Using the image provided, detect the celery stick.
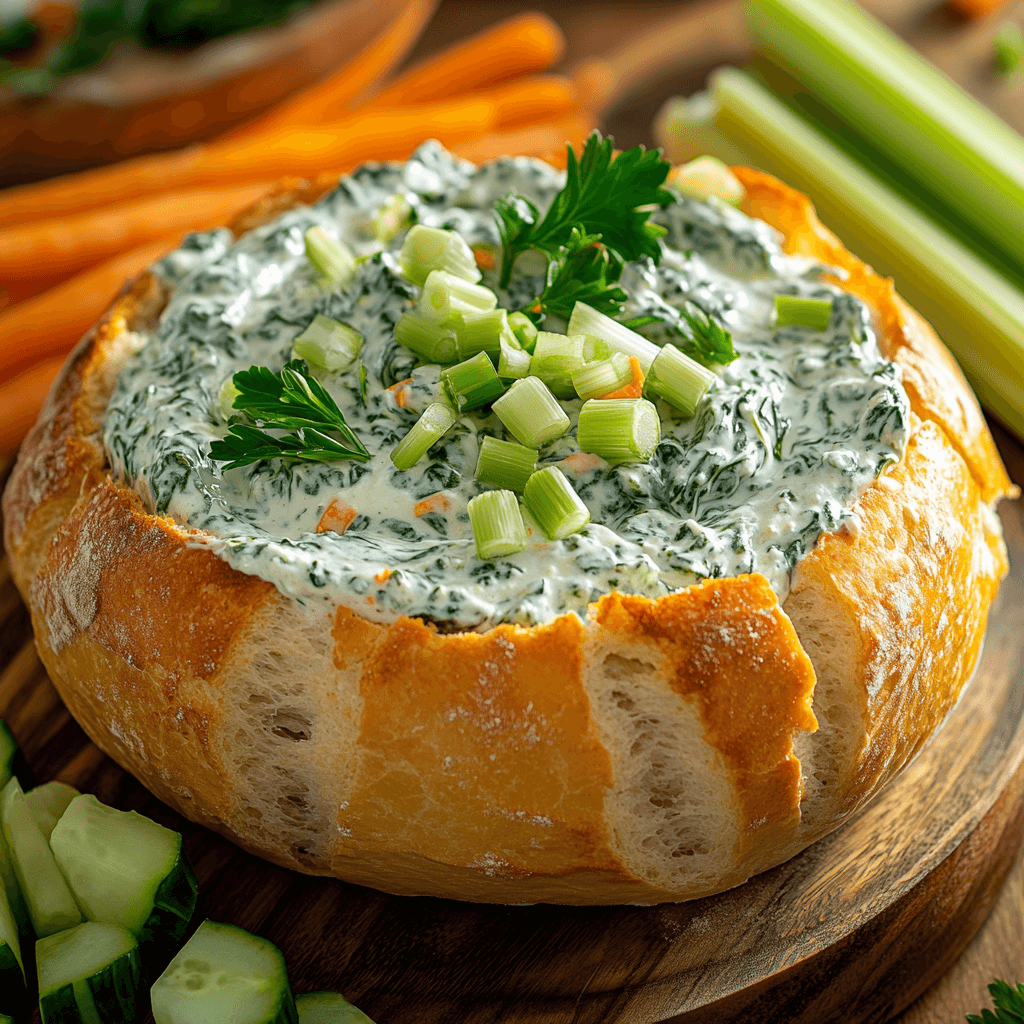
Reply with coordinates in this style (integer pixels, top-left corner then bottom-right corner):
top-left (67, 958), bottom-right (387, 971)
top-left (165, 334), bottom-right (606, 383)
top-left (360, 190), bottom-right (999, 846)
top-left (703, 68), bottom-right (1024, 438)
top-left (743, 0), bottom-right (1024, 265)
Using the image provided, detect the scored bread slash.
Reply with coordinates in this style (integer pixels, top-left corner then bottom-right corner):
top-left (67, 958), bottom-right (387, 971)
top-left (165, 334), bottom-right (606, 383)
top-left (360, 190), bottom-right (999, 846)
top-left (0, 142), bottom-right (1014, 907)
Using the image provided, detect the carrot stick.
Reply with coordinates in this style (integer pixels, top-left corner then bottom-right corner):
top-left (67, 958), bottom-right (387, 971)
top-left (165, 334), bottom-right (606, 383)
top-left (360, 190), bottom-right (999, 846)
top-left (572, 59), bottom-right (620, 116)
top-left (220, 0), bottom-right (437, 143)
top-left (0, 182), bottom-right (273, 285)
top-left (0, 235), bottom-right (181, 384)
top-left (0, 356), bottom-right (66, 455)
top-left (0, 97), bottom-right (497, 228)
top-left (0, 277), bottom-right (55, 314)
top-left (367, 13), bottom-right (565, 108)
top-left (477, 75), bottom-right (578, 130)
top-left (452, 115), bottom-right (592, 166)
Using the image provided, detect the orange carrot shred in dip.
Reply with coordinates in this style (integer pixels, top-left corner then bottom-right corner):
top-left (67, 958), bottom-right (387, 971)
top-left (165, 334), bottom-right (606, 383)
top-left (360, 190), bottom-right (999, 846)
top-left (317, 499), bottom-right (358, 535)
top-left (599, 355), bottom-right (645, 400)
top-left (414, 492), bottom-right (451, 517)
top-left (386, 377), bottom-right (413, 407)
top-left (375, 569), bottom-right (392, 584)
top-left (473, 246), bottom-right (496, 270)
top-left (558, 452), bottom-right (607, 473)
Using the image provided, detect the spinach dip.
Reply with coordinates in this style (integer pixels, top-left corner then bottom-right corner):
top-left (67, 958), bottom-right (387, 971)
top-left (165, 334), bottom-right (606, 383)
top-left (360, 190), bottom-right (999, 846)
top-left (103, 142), bottom-right (910, 631)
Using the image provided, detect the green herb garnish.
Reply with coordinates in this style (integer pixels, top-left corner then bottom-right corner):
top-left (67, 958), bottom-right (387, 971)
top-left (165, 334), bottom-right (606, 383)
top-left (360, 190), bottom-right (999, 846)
top-left (622, 308), bottom-right (738, 368)
top-left (967, 980), bottom-right (1024, 1024)
top-left (525, 227), bottom-right (628, 323)
top-left (209, 360), bottom-right (369, 469)
top-left (495, 131), bottom-right (673, 289)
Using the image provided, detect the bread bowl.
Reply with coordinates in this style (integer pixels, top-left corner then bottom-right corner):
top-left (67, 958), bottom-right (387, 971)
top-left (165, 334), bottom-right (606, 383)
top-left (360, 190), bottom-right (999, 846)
top-left (2, 141), bottom-right (1015, 905)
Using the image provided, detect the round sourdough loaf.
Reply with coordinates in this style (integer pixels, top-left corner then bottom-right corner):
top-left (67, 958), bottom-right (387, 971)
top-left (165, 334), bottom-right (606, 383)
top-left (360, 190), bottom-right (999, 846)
top-left (2, 167), bottom-right (1016, 905)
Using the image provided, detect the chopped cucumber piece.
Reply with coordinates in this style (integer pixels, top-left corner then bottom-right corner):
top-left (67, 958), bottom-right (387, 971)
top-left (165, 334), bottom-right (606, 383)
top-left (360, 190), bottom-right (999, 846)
top-left (296, 991), bottom-right (376, 1023)
top-left (0, 721), bottom-right (34, 791)
top-left (25, 782), bottom-right (79, 843)
top-left (38, 921), bottom-right (141, 1024)
top-left (50, 795), bottom-right (197, 955)
top-left (0, 877), bottom-right (27, 1016)
top-left (151, 920), bottom-right (298, 1024)
top-left (0, 778), bottom-right (81, 938)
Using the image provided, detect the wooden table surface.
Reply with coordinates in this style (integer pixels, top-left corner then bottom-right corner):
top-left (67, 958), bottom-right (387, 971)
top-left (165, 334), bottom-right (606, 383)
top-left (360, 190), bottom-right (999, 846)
top-left (409, 1), bottom-right (1024, 1020)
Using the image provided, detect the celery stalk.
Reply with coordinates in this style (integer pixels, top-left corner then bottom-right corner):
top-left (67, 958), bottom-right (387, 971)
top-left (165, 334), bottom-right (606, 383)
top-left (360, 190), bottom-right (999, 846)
top-left (743, 0), bottom-right (1024, 266)
top-left (700, 68), bottom-right (1024, 439)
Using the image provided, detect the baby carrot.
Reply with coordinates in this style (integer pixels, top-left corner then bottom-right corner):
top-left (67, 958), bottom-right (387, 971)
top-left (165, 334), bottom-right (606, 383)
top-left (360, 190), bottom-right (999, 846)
top-left (0, 182), bottom-right (273, 284)
top-left (452, 115), bottom-right (592, 166)
top-left (0, 234), bottom-right (180, 384)
top-left (220, 0), bottom-right (437, 142)
top-left (367, 12), bottom-right (565, 108)
top-left (481, 75), bottom-right (578, 130)
top-left (0, 356), bottom-right (66, 455)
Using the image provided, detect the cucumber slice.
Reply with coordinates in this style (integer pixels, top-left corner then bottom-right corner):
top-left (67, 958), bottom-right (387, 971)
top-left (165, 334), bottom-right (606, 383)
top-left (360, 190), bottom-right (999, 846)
top-left (25, 783), bottom-right (80, 843)
top-left (0, 721), bottom-right (34, 792)
top-left (0, 778), bottom-right (81, 938)
top-left (296, 992), bottom-right (376, 1023)
top-left (0, 877), bottom-right (27, 1016)
top-left (151, 920), bottom-right (298, 1024)
top-left (37, 920), bottom-right (141, 1024)
top-left (49, 795), bottom-right (197, 954)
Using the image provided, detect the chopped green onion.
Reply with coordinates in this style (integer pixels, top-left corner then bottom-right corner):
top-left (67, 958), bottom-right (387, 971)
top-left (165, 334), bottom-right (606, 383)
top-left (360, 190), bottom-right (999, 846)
top-left (523, 467), bottom-right (591, 540)
top-left (577, 398), bottom-right (661, 463)
top-left (492, 376), bottom-right (571, 448)
top-left (702, 67), bottom-right (1024, 435)
top-left (774, 295), bottom-right (833, 331)
top-left (995, 22), bottom-right (1024, 78)
top-left (572, 352), bottom-right (633, 400)
top-left (390, 402), bottom-right (457, 470)
top-left (743, 0), bottom-right (1024, 266)
top-left (456, 308), bottom-right (515, 361)
top-left (568, 302), bottom-right (660, 372)
top-left (467, 490), bottom-right (528, 559)
top-left (672, 155), bottom-right (745, 206)
top-left (498, 333), bottom-right (532, 380)
top-left (475, 436), bottom-right (538, 491)
top-left (291, 314), bottom-right (362, 372)
top-left (530, 332), bottom-right (586, 398)
top-left (644, 343), bottom-right (716, 416)
top-left (217, 377), bottom-right (240, 421)
top-left (394, 310), bottom-right (458, 364)
top-left (582, 335), bottom-right (611, 363)
top-left (399, 225), bottom-right (481, 285)
top-left (419, 270), bottom-right (498, 323)
top-left (372, 192), bottom-right (414, 242)
top-left (305, 226), bottom-right (356, 286)
top-left (508, 311), bottom-right (539, 353)
top-left (441, 351), bottom-right (505, 412)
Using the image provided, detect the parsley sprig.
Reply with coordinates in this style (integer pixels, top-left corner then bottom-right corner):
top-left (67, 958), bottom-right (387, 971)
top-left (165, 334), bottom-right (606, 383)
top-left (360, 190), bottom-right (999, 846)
top-left (967, 980), bottom-right (1024, 1024)
top-left (524, 227), bottom-right (628, 323)
top-left (623, 308), bottom-right (738, 368)
top-left (495, 131), bottom-right (673, 290)
top-left (209, 360), bottom-right (370, 470)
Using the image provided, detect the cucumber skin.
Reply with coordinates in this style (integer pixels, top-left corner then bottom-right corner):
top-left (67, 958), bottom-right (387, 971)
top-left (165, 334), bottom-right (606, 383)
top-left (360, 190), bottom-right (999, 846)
top-left (38, 945), bottom-right (141, 1024)
top-left (0, 721), bottom-right (35, 793)
top-left (139, 849), bottom-right (198, 974)
top-left (296, 992), bottom-right (376, 1023)
top-left (0, 941), bottom-right (28, 1018)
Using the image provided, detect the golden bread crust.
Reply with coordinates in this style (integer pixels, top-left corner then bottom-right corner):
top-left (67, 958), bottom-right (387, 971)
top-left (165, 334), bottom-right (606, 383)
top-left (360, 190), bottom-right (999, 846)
top-left (2, 166), bottom-right (1014, 904)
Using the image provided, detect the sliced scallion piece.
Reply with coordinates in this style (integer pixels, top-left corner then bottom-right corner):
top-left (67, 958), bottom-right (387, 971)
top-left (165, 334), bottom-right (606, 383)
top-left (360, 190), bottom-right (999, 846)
top-left (568, 302), bottom-right (659, 372)
top-left (399, 225), bottom-right (480, 285)
top-left (523, 467), bottom-right (591, 540)
top-left (572, 352), bottom-right (633, 400)
top-left (672, 155), bottom-right (745, 206)
top-left (774, 295), bottom-right (833, 331)
top-left (467, 490), bottom-right (528, 560)
top-left (475, 436), bottom-right (538, 491)
top-left (644, 343), bottom-right (716, 416)
top-left (577, 398), bottom-right (661, 463)
top-left (743, 0), bottom-right (1024, 265)
top-left (441, 351), bottom-right (505, 412)
top-left (507, 311), bottom-right (539, 353)
top-left (371, 193), bottom-right (414, 243)
top-left (305, 226), bottom-right (356, 286)
top-left (530, 332), bottom-right (586, 398)
top-left (456, 308), bottom-right (515, 361)
top-left (394, 311), bottom-right (458, 365)
top-left (498, 333), bottom-right (532, 380)
top-left (291, 315), bottom-right (362, 372)
top-left (419, 270), bottom-right (498, 323)
top-left (581, 335), bottom-right (611, 363)
top-left (390, 403), bottom-right (457, 470)
top-left (492, 377), bottom-right (571, 447)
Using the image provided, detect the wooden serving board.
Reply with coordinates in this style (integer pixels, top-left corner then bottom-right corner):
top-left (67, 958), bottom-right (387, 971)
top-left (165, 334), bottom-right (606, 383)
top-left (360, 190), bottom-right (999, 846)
top-left (0, 435), bottom-right (1022, 1024)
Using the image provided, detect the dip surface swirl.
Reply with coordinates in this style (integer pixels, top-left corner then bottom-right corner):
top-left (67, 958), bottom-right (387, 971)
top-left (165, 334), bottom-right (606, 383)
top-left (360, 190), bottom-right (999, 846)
top-left (103, 142), bottom-right (910, 630)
